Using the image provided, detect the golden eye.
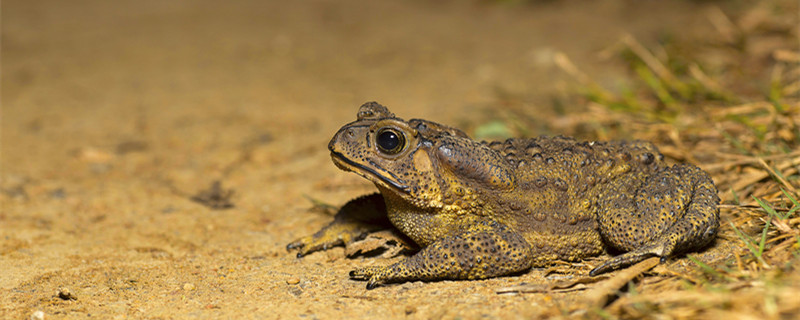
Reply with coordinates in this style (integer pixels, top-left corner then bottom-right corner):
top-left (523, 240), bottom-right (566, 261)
top-left (376, 128), bottom-right (405, 154)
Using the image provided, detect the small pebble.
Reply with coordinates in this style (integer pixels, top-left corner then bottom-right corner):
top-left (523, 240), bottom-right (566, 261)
top-left (405, 305), bottom-right (417, 315)
top-left (286, 277), bottom-right (300, 285)
top-left (57, 287), bottom-right (76, 300)
top-left (30, 310), bottom-right (45, 320)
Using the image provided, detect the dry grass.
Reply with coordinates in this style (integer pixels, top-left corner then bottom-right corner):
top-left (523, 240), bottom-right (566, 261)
top-left (479, 0), bottom-right (800, 318)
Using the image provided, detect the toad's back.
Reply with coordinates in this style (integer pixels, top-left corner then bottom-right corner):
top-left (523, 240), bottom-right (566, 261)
top-left (477, 135), bottom-right (718, 273)
top-left (475, 136), bottom-right (670, 264)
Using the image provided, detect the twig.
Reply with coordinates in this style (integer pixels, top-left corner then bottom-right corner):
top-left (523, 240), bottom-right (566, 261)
top-left (706, 6), bottom-right (740, 44)
top-left (757, 158), bottom-right (798, 193)
top-left (583, 257), bottom-right (660, 308)
top-left (621, 35), bottom-right (685, 93)
top-left (731, 156), bottom-right (800, 192)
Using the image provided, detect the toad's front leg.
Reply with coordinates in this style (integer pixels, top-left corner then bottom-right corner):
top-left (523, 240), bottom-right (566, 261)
top-left (350, 221), bottom-right (532, 289)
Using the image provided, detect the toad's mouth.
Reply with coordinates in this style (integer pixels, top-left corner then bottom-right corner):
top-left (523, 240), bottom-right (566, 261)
top-left (330, 151), bottom-right (409, 193)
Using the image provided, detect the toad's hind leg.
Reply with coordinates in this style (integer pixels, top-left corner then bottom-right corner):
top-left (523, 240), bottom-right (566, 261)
top-left (591, 165), bottom-right (719, 276)
top-left (350, 221), bottom-right (533, 289)
top-left (287, 193), bottom-right (392, 257)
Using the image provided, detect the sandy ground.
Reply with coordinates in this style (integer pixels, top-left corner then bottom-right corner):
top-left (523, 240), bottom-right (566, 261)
top-left (2, 1), bottom-right (728, 318)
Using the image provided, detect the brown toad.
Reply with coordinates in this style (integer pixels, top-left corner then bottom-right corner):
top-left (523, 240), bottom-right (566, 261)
top-left (288, 102), bottom-right (719, 289)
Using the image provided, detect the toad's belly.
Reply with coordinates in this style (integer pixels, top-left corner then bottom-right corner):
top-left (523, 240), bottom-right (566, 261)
top-left (520, 228), bottom-right (604, 265)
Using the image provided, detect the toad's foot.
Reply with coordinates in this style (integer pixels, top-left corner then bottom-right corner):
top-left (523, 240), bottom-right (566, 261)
top-left (589, 243), bottom-right (665, 276)
top-left (350, 221), bottom-right (532, 289)
top-left (287, 194), bottom-right (390, 257)
top-left (287, 219), bottom-right (383, 257)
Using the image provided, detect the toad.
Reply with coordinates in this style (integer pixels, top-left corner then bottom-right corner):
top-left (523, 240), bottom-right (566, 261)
top-left (288, 102), bottom-right (719, 289)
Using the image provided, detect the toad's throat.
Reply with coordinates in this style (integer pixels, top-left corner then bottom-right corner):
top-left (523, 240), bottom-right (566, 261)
top-left (330, 151), bottom-right (409, 192)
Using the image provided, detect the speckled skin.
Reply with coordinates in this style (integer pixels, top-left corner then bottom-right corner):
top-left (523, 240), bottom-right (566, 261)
top-left (288, 102), bottom-right (720, 289)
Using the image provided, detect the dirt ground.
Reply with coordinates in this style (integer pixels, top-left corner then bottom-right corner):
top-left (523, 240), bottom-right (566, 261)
top-left (0, 0), bottom-right (774, 319)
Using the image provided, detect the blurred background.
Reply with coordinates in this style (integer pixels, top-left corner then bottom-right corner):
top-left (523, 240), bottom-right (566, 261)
top-left (3, 0), bottom-right (798, 319)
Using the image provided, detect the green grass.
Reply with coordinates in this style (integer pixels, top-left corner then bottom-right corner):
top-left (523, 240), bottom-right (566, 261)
top-left (730, 220), bottom-right (771, 268)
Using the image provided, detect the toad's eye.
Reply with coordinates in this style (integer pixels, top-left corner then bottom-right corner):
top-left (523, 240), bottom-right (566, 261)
top-left (376, 128), bottom-right (405, 155)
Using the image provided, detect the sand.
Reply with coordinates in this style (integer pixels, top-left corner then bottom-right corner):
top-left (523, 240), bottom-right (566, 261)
top-left (2, 1), bottom-right (722, 318)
